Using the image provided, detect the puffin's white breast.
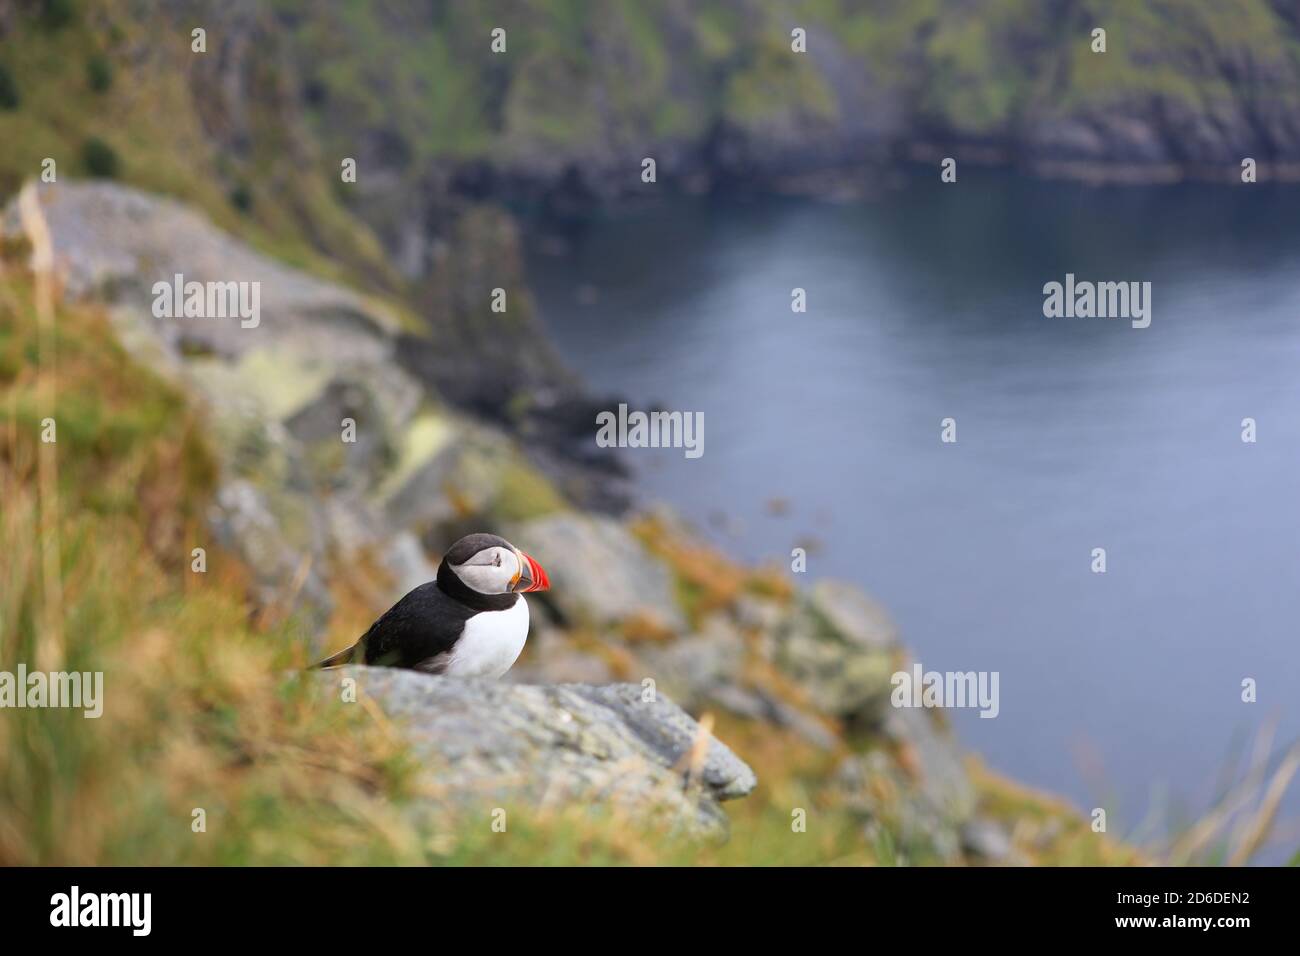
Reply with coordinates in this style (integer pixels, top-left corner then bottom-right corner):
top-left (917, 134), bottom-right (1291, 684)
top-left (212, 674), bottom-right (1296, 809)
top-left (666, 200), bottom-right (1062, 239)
top-left (445, 598), bottom-right (530, 679)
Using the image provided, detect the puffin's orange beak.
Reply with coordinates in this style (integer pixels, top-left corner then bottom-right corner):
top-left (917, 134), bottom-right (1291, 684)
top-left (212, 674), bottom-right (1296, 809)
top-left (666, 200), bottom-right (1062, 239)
top-left (513, 550), bottom-right (550, 593)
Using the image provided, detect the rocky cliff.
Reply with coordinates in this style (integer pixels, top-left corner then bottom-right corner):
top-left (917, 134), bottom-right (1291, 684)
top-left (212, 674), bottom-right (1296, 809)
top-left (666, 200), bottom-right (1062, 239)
top-left (5, 1), bottom-right (1299, 418)
top-left (0, 179), bottom-right (1074, 861)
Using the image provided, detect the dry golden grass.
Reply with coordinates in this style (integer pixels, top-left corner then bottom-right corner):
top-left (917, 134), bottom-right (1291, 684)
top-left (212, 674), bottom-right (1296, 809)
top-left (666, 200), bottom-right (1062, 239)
top-left (0, 265), bottom-right (425, 865)
top-left (967, 760), bottom-right (1149, 866)
top-left (631, 513), bottom-right (793, 624)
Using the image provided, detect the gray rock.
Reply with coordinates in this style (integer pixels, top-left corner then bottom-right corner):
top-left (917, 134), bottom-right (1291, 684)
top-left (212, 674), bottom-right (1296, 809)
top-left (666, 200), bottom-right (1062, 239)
top-left (637, 614), bottom-right (745, 710)
top-left (751, 691), bottom-right (840, 750)
top-left (5, 182), bottom-right (403, 350)
top-left (704, 683), bottom-right (772, 721)
top-left (380, 531), bottom-right (439, 596)
top-left (882, 704), bottom-right (977, 824)
top-left (570, 683), bottom-right (756, 800)
top-left (507, 641), bottom-right (616, 686)
top-left (317, 666), bottom-right (756, 836)
top-left (771, 590), bottom-right (898, 719)
top-left (732, 593), bottom-right (788, 633)
top-left (639, 615), bottom-right (839, 750)
top-left (832, 702), bottom-right (981, 862)
top-left (209, 479), bottom-right (333, 635)
top-left (960, 817), bottom-right (1019, 864)
top-left (837, 751), bottom-right (963, 863)
top-left (508, 513), bottom-right (685, 631)
top-left (808, 579), bottom-right (897, 650)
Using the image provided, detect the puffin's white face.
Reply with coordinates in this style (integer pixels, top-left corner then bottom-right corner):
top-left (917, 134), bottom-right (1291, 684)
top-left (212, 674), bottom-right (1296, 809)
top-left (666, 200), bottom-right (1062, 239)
top-left (442, 534), bottom-right (550, 597)
top-left (450, 545), bottom-right (522, 595)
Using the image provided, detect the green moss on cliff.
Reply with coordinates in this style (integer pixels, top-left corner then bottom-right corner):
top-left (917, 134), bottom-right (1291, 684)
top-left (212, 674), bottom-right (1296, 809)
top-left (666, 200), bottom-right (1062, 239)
top-left (0, 1), bottom-right (400, 296)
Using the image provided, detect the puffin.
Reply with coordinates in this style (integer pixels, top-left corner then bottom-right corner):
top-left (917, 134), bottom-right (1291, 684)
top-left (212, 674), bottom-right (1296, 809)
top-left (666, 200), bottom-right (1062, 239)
top-left (313, 533), bottom-right (550, 678)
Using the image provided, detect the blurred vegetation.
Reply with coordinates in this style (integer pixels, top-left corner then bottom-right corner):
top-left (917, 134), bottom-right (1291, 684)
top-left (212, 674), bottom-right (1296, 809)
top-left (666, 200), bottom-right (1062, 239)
top-left (265, 0), bottom-right (1300, 165)
top-left (6, 0), bottom-right (1295, 220)
top-left (84, 52), bottom-right (112, 93)
top-left (0, 61), bottom-right (18, 110)
top-left (80, 136), bottom-right (117, 178)
top-left (3, 0), bottom-right (1297, 207)
top-left (0, 0), bottom-right (398, 295)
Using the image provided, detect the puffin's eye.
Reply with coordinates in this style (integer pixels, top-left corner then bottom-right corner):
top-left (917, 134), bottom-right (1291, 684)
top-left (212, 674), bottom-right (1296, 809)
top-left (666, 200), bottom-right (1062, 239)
top-left (494, 553), bottom-right (501, 568)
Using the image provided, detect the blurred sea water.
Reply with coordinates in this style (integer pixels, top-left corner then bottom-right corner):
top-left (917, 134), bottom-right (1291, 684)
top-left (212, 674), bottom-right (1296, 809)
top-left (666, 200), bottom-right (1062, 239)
top-left (528, 172), bottom-right (1300, 861)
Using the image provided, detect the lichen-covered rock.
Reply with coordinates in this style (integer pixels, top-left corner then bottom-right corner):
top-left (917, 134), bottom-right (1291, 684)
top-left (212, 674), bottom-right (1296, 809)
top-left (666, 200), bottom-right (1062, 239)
top-left (2, 183), bottom-right (434, 625)
top-left (316, 667), bottom-right (756, 837)
top-left (769, 589), bottom-right (899, 720)
top-left (883, 704), bottom-right (978, 824)
top-left (834, 703), bottom-right (983, 863)
top-left (380, 416), bottom-right (560, 531)
top-left (5, 182), bottom-right (405, 343)
top-left (637, 614), bottom-right (746, 710)
top-left (209, 479), bottom-right (335, 634)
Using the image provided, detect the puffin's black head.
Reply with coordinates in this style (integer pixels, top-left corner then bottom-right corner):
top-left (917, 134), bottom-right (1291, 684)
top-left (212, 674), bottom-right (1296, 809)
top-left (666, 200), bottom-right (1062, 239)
top-left (439, 533), bottom-right (550, 596)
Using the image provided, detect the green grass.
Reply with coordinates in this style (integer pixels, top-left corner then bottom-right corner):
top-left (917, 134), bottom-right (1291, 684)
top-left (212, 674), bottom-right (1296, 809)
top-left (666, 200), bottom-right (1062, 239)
top-left (0, 1), bottom-right (403, 296)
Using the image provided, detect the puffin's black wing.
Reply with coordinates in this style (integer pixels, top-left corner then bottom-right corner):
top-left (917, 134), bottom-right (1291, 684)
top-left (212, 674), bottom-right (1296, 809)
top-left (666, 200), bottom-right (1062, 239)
top-left (356, 581), bottom-right (478, 671)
